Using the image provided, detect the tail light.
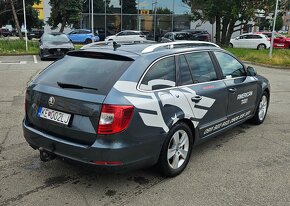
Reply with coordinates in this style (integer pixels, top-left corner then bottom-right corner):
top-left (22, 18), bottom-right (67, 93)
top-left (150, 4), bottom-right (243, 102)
top-left (97, 104), bottom-right (134, 135)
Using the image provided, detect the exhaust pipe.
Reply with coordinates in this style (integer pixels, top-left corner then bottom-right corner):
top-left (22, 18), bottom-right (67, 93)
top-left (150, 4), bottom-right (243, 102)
top-left (39, 147), bottom-right (56, 162)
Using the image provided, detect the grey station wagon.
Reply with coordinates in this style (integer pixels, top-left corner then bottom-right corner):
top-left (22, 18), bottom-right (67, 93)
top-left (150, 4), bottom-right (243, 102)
top-left (23, 41), bottom-right (270, 177)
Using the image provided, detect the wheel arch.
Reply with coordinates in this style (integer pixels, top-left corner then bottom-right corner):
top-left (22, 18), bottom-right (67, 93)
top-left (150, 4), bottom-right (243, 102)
top-left (257, 43), bottom-right (266, 50)
top-left (172, 118), bottom-right (196, 145)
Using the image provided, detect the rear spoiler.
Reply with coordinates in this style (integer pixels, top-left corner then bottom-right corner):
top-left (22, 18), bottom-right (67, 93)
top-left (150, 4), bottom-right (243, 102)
top-left (67, 51), bottom-right (134, 61)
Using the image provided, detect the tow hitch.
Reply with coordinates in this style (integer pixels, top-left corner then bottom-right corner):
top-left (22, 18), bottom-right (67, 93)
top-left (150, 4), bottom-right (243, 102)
top-left (39, 147), bottom-right (56, 162)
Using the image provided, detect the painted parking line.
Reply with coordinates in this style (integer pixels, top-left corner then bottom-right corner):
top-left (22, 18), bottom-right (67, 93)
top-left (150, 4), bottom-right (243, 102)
top-left (33, 55), bottom-right (38, 64)
top-left (0, 61), bottom-right (27, 64)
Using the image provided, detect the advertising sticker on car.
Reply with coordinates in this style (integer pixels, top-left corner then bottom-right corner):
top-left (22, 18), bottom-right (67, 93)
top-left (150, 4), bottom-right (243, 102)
top-left (37, 106), bottom-right (71, 125)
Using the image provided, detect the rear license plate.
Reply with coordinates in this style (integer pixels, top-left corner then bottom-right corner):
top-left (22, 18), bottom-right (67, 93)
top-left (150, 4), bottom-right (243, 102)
top-left (37, 106), bottom-right (71, 125)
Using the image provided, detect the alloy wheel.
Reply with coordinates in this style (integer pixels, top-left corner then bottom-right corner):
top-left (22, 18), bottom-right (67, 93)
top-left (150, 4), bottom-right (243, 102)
top-left (167, 129), bottom-right (189, 169)
top-left (258, 95), bottom-right (268, 121)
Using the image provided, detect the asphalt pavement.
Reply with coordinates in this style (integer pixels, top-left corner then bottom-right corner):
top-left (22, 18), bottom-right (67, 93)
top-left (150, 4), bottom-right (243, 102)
top-left (0, 56), bottom-right (289, 206)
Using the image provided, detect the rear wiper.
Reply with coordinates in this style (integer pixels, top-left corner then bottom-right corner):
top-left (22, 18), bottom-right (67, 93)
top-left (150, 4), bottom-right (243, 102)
top-left (57, 82), bottom-right (98, 91)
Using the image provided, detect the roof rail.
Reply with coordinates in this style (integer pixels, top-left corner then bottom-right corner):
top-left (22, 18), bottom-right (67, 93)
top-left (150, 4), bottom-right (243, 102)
top-left (80, 40), bottom-right (156, 50)
top-left (141, 41), bottom-right (220, 54)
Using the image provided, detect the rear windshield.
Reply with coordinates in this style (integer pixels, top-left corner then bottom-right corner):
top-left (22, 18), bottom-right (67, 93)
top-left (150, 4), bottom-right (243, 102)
top-left (35, 54), bottom-right (133, 95)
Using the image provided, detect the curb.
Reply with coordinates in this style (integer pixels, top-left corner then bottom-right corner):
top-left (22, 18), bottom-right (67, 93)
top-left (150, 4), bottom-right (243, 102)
top-left (243, 61), bottom-right (290, 70)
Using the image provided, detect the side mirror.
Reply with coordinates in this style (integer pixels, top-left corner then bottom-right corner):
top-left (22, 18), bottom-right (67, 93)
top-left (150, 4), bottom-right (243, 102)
top-left (247, 66), bottom-right (257, 76)
top-left (235, 37), bottom-right (239, 40)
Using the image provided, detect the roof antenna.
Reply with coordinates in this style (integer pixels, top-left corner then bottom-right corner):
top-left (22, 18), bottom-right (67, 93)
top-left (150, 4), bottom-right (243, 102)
top-left (113, 41), bottom-right (121, 51)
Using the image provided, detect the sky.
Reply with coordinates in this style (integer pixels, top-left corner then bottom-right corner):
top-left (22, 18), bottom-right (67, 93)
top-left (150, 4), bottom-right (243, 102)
top-left (109, 0), bottom-right (191, 14)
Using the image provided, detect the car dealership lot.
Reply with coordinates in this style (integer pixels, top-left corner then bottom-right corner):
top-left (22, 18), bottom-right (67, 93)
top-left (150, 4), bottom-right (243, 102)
top-left (0, 56), bottom-right (289, 206)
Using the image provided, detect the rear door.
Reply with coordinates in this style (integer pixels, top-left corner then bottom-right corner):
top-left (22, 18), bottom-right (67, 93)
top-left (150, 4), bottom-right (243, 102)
top-left (68, 30), bottom-right (79, 42)
top-left (115, 31), bottom-right (127, 41)
top-left (236, 35), bottom-right (249, 48)
top-left (213, 51), bottom-right (258, 121)
top-left (26, 52), bottom-right (133, 145)
top-left (178, 52), bottom-right (229, 138)
top-left (78, 30), bottom-right (89, 42)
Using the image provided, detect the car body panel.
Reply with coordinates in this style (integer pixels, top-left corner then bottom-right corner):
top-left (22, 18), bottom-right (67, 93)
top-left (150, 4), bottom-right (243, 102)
top-left (230, 33), bottom-right (271, 49)
top-left (23, 43), bottom-right (270, 172)
top-left (105, 30), bottom-right (146, 44)
top-left (255, 32), bottom-right (290, 49)
top-left (39, 33), bottom-right (74, 59)
top-left (67, 29), bottom-right (99, 43)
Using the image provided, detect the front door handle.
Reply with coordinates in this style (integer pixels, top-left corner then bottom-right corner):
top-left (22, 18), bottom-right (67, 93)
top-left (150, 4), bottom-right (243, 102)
top-left (229, 88), bottom-right (237, 93)
top-left (191, 95), bottom-right (202, 103)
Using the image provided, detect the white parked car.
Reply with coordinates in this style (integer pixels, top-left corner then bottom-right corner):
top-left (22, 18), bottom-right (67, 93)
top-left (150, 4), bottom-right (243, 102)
top-left (230, 33), bottom-right (270, 50)
top-left (105, 30), bottom-right (146, 44)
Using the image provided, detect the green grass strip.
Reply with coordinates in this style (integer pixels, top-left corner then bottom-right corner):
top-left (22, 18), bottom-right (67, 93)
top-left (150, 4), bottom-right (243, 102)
top-left (225, 48), bottom-right (290, 68)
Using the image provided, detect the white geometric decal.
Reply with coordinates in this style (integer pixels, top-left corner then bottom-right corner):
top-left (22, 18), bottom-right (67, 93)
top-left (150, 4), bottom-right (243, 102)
top-left (113, 81), bottom-right (216, 132)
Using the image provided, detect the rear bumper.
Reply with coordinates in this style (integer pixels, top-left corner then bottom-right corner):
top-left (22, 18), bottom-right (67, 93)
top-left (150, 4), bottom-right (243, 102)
top-left (23, 119), bottom-right (164, 172)
top-left (40, 49), bottom-right (73, 59)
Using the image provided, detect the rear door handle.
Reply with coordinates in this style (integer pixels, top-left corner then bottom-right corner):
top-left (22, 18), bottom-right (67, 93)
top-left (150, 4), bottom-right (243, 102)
top-left (191, 95), bottom-right (202, 103)
top-left (229, 88), bottom-right (237, 93)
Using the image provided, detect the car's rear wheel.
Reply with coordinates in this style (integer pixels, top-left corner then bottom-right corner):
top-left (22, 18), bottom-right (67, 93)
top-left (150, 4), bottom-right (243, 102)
top-left (85, 38), bottom-right (92, 44)
top-left (158, 122), bottom-right (193, 177)
top-left (229, 43), bottom-right (233, 48)
top-left (257, 44), bottom-right (266, 50)
top-left (250, 91), bottom-right (269, 125)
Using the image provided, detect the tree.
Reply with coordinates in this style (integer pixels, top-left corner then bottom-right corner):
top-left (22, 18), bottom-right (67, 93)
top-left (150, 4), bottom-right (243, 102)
top-left (120, 0), bottom-right (137, 30)
top-left (47, 0), bottom-right (83, 32)
top-left (10, 0), bottom-right (23, 39)
top-left (83, 0), bottom-right (111, 13)
top-left (182, 0), bottom-right (277, 46)
top-left (0, 0), bottom-right (41, 39)
top-left (275, 13), bottom-right (284, 31)
top-left (156, 7), bottom-right (172, 32)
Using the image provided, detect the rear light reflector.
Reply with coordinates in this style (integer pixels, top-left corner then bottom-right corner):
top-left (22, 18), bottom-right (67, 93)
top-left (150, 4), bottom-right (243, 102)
top-left (97, 104), bottom-right (134, 135)
top-left (92, 161), bottom-right (123, 165)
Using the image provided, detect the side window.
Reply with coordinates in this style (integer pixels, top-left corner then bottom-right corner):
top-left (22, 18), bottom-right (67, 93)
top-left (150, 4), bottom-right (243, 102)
top-left (178, 55), bottom-right (193, 85)
top-left (140, 57), bottom-right (176, 91)
top-left (117, 32), bottom-right (124, 36)
top-left (128, 32), bottom-right (137, 35)
top-left (252, 35), bottom-right (262, 39)
top-left (185, 52), bottom-right (218, 83)
top-left (214, 52), bottom-right (246, 78)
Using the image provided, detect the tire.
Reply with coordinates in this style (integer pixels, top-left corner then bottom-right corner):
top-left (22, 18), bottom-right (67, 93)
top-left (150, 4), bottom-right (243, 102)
top-left (85, 38), bottom-right (92, 44)
top-left (229, 43), bottom-right (233, 48)
top-left (249, 91), bottom-right (269, 125)
top-left (157, 122), bottom-right (193, 177)
top-left (257, 44), bottom-right (266, 50)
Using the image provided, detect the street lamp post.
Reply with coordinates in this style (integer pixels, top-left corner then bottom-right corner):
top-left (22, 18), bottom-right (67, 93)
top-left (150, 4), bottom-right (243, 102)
top-left (91, 0), bottom-right (94, 42)
top-left (171, 0), bottom-right (174, 32)
top-left (105, 0), bottom-right (107, 38)
top-left (153, 0), bottom-right (157, 41)
top-left (22, 0), bottom-right (28, 51)
top-left (269, 0), bottom-right (279, 58)
top-left (137, 0), bottom-right (140, 30)
top-left (121, 0), bottom-right (123, 31)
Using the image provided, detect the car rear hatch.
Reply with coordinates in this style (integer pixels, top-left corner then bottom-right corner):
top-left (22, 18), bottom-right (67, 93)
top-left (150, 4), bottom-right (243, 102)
top-left (25, 51), bottom-right (134, 146)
